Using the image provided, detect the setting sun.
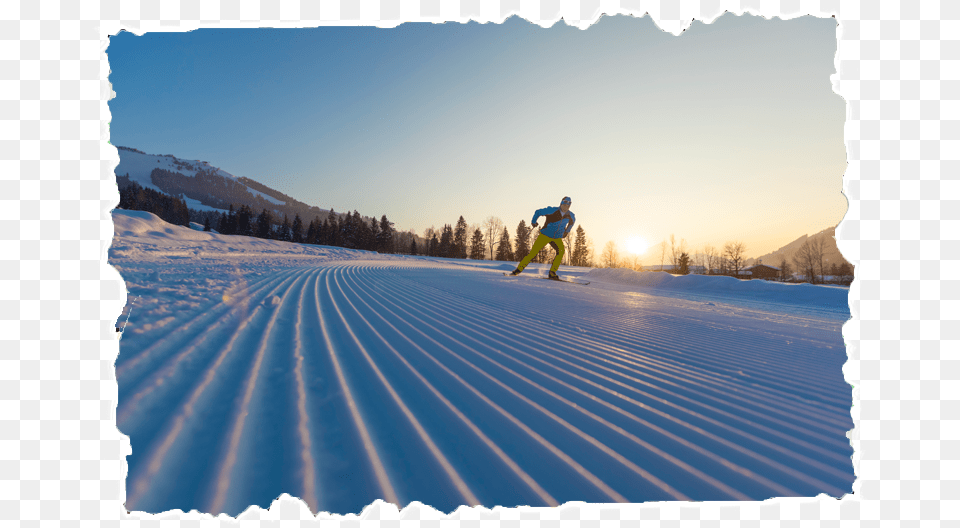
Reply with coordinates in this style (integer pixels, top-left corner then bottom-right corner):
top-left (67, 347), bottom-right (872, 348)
top-left (625, 236), bottom-right (649, 255)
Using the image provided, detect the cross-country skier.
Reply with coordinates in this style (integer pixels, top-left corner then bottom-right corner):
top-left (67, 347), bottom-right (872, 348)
top-left (510, 196), bottom-right (575, 281)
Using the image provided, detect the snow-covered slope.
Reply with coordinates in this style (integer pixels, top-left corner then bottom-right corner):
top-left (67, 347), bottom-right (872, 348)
top-left (751, 226), bottom-right (851, 269)
top-left (110, 210), bottom-right (854, 517)
top-left (114, 147), bottom-right (285, 206)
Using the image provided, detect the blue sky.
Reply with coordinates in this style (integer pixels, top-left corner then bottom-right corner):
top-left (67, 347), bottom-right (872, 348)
top-left (108, 13), bottom-right (845, 261)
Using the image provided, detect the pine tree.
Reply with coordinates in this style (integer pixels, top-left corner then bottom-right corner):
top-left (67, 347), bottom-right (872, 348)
top-left (453, 216), bottom-right (468, 259)
top-left (429, 233), bottom-right (440, 257)
top-left (514, 220), bottom-right (531, 262)
top-left (410, 238), bottom-right (418, 255)
top-left (439, 224), bottom-right (454, 258)
top-left (368, 217), bottom-right (380, 251)
top-left (256, 209), bottom-right (273, 239)
top-left (319, 218), bottom-right (330, 246)
top-left (469, 228), bottom-right (485, 260)
top-left (228, 205), bottom-right (238, 235)
top-left (572, 225), bottom-right (588, 267)
top-left (279, 215), bottom-right (291, 242)
top-left (327, 210), bottom-right (340, 247)
top-left (306, 217), bottom-right (319, 245)
top-left (678, 252), bottom-right (691, 275)
top-left (495, 227), bottom-right (514, 261)
top-left (292, 214), bottom-right (304, 243)
top-left (342, 211), bottom-right (361, 249)
top-left (355, 214), bottom-right (372, 250)
top-left (203, 216), bottom-right (211, 232)
top-left (236, 205), bottom-right (252, 236)
top-left (378, 215), bottom-right (394, 254)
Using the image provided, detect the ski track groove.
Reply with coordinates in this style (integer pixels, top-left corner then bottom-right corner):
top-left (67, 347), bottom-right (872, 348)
top-left (330, 267), bottom-right (633, 503)
top-left (363, 266), bottom-right (851, 447)
top-left (316, 268), bottom-right (401, 507)
top-left (527, 297), bottom-right (849, 410)
top-left (389, 266), bottom-right (850, 422)
top-left (116, 270), bottom-right (303, 429)
top-left (357, 265), bottom-right (853, 486)
top-left (332, 268), bottom-right (561, 507)
top-left (121, 260), bottom-right (854, 512)
top-left (342, 267), bottom-right (755, 500)
top-left (326, 267), bottom-right (482, 507)
top-left (451, 267), bottom-right (856, 448)
top-left (348, 265), bottom-right (848, 496)
top-left (115, 268), bottom-right (298, 381)
top-left (478, 270), bottom-right (848, 403)
top-left (206, 269), bottom-right (311, 514)
top-left (338, 266), bottom-right (688, 501)
top-left (124, 270), bottom-right (307, 510)
top-left (292, 267), bottom-right (319, 514)
top-left (450, 267), bottom-right (852, 427)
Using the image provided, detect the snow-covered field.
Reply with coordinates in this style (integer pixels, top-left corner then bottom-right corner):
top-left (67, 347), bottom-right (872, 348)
top-left (110, 209), bottom-right (854, 516)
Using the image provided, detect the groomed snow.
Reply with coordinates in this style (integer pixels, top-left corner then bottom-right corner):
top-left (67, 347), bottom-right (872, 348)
top-left (110, 209), bottom-right (854, 516)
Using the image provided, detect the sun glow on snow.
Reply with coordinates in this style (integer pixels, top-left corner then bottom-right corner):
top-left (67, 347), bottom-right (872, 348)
top-left (625, 236), bottom-right (648, 255)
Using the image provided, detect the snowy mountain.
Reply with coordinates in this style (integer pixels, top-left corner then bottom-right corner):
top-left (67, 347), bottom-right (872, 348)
top-left (114, 146), bottom-right (332, 222)
top-left (749, 226), bottom-right (852, 270)
top-left (111, 209), bottom-right (853, 516)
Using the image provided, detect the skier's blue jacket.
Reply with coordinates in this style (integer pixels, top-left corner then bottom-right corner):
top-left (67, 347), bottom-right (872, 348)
top-left (532, 206), bottom-right (575, 239)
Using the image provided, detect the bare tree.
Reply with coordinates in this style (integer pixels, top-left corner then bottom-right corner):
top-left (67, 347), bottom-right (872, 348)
top-left (810, 236), bottom-right (827, 282)
top-left (669, 234), bottom-right (677, 268)
top-left (658, 240), bottom-right (667, 271)
top-left (423, 226), bottom-right (438, 244)
top-left (703, 244), bottom-right (717, 274)
top-left (778, 256), bottom-right (792, 281)
top-left (601, 240), bottom-right (620, 268)
top-left (693, 249), bottom-right (706, 274)
top-left (723, 241), bottom-right (747, 278)
top-left (482, 216), bottom-right (504, 261)
top-left (793, 240), bottom-right (817, 283)
top-left (837, 261), bottom-right (853, 285)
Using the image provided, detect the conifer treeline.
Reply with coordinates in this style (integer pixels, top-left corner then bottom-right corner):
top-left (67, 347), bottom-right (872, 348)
top-left (116, 173), bottom-right (594, 265)
top-left (150, 167), bottom-right (285, 216)
top-left (415, 216), bottom-right (593, 267)
top-left (117, 177), bottom-right (191, 227)
top-left (147, 167), bottom-right (327, 227)
top-left (210, 205), bottom-right (397, 253)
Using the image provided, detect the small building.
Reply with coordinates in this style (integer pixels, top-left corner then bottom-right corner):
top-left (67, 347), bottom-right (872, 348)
top-left (742, 263), bottom-right (781, 280)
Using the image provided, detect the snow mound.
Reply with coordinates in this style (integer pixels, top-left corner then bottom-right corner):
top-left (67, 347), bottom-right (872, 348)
top-left (113, 209), bottom-right (217, 242)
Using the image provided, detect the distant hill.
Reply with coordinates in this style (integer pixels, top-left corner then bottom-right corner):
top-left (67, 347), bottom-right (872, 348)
top-left (113, 146), bottom-right (352, 224)
top-left (749, 226), bottom-right (852, 270)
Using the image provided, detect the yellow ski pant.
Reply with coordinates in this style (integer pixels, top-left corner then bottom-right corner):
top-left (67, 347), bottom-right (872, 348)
top-left (517, 233), bottom-right (565, 273)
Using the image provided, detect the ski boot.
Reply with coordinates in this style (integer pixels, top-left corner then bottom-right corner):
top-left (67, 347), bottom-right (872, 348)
top-left (548, 271), bottom-right (561, 281)
top-left (509, 268), bottom-right (522, 276)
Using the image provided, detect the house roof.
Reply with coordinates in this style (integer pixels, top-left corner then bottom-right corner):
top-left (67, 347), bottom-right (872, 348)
top-left (744, 264), bottom-right (781, 271)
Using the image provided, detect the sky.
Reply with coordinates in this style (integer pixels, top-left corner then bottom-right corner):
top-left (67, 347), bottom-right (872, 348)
top-left (107, 13), bottom-right (846, 264)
